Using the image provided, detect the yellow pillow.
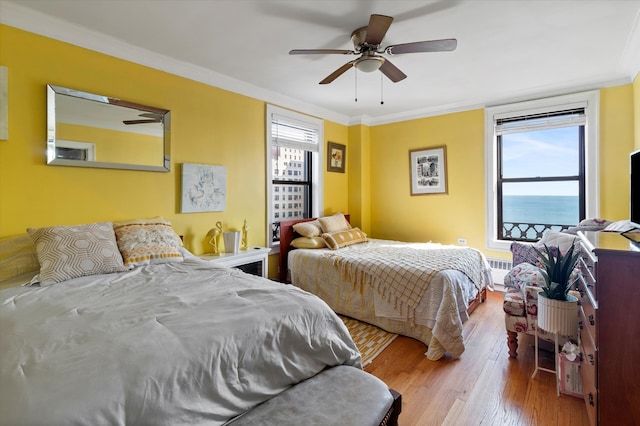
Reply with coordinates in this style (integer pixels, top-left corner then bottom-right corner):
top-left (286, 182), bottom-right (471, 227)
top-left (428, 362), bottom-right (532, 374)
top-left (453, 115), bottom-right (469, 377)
top-left (292, 220), bottom-right (323, 237)
top-left (322, 228), bottom-right (367, 250)
top-left (113, 222), bottom-right (183, 268)
top-left (318, 213), bottom-right (351, 233)
top-left (291, 237), bottom-right (327, 249)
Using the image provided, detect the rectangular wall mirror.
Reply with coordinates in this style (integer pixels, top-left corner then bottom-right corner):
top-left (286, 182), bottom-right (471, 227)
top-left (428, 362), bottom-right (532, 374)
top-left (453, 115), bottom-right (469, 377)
top-left (47, 85), bottom-right (171, 172)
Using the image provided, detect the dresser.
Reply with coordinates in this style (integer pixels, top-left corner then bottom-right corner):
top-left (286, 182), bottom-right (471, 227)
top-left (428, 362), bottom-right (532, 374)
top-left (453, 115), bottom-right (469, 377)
top-left (575, 231), bottom-right (640, 426)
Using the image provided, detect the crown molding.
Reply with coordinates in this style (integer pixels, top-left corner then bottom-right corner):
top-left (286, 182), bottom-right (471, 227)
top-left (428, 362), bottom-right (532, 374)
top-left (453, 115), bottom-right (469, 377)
top-left (618, 7), bottom-right (640, 78)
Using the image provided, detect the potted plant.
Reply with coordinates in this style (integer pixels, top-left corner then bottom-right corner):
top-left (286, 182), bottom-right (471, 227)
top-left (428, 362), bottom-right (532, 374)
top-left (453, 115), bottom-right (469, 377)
top-left (533, 243), bottom-right (581, 336)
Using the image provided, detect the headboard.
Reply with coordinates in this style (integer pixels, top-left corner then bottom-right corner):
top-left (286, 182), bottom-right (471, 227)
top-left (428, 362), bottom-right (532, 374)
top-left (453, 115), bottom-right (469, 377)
top-left (278, 215), bottom-right (350, 282)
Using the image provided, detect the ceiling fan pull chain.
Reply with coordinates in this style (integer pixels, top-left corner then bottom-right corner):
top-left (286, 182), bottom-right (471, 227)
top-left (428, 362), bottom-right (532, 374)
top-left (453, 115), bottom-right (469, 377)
top-left (354, 69), bottom-right (358, 102)
top-left (380, 73), bottom-right (384, 105)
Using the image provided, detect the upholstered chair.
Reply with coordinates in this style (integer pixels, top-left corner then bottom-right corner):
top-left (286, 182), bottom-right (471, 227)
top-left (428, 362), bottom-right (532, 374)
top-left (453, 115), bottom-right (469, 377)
top-left (503, 235), bottom-right (580, 358)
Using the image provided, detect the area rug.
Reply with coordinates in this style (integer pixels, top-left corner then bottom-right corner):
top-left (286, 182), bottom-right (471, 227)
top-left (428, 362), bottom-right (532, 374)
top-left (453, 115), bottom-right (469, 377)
top-left (339, 315), bottom-right (398, 366)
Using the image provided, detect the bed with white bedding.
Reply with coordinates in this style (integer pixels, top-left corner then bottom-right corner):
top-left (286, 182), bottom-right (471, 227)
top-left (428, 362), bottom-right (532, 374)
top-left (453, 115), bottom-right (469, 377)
top-left (279, 216), bottom-right (493, 360)
top-left (0, 220), bottom-right (363, 425)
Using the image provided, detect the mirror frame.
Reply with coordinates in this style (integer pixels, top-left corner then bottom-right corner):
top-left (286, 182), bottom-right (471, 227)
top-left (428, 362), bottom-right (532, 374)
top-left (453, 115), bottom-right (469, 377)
top-left (47, 84), bottom-right (171, 172)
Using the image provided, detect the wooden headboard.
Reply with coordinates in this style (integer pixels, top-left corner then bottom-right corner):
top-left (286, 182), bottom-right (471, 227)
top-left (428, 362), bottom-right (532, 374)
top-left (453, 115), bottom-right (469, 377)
top-left (278, 215), bottom-right (350, 282)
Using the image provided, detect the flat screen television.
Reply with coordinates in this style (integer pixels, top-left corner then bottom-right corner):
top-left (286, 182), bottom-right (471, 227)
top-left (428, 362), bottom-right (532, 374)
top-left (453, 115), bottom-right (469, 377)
top-left (632, 149), bottom-right (640, 225)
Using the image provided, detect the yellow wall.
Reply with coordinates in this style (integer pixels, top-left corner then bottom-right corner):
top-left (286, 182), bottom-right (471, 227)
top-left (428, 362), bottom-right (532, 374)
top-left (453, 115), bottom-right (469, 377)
top-left (368, 109), bottom-right (486, 247)
top-left (366, 87), bottom-right (636, 259)
top-left (634, 71), bottom-right (640, 151)
top-left (0, 25), bottom-right (350, 265)
top-left (1, 24), bottom-right (637, 272)
top-left (57, 123), bottom-right (163, 166)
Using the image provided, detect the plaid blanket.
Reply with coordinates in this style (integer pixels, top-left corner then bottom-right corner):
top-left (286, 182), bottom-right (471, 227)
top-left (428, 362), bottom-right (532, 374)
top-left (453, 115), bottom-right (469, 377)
top-left (323, 242), bottom-right (485, 324)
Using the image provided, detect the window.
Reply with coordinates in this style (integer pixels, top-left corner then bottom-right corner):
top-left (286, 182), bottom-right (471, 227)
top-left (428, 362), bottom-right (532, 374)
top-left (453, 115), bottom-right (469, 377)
top-left (485, 91), bottom-right (599, 251)
top-left (266, 105), bottom-right (323, 250)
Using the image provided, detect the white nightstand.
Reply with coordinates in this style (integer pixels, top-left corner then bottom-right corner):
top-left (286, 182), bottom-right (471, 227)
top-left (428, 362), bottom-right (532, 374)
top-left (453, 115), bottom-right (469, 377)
top-left (199, 247), bottom-right (270, 278)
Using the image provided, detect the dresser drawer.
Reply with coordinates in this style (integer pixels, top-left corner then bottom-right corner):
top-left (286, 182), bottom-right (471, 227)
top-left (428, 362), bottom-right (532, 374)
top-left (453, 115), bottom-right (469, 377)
top-left (578, 302), bottom-right (596, 346)
top-left (579, 334), bottom-right (598, 426)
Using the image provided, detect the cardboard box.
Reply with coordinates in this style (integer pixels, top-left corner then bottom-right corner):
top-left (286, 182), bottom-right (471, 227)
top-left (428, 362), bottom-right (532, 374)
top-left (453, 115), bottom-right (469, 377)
top-left (558, 352), bottom-right (583, 398)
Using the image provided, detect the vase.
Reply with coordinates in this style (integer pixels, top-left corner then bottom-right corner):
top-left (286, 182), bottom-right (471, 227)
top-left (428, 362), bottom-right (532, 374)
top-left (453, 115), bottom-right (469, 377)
top-left (537, 291), bottom-right (579, 336)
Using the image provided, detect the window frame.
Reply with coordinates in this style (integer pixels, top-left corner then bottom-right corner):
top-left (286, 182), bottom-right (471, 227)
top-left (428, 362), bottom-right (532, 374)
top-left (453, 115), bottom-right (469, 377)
top-left (266, 104), bottom-right (324, 254)
top-left (484, 91), bottom-right (599, 251)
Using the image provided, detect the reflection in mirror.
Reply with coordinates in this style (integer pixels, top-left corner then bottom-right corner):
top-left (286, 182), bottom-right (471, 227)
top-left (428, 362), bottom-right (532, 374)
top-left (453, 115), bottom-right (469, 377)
top-left (47, 85), bottom-right (171, 172)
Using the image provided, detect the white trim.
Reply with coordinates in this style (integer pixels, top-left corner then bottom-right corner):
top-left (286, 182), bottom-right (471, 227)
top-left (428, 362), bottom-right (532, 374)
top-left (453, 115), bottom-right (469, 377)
top-left (266, 105), bottom-right (324, 252)
top-left (484, 91), bottom-right (600, 252)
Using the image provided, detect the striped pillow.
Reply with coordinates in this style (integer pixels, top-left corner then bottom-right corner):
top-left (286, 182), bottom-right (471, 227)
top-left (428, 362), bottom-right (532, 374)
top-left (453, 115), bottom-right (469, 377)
top-left (27, 222), bottom-right (127, 285)
top-left (322, 228), bottom-right (367, 250)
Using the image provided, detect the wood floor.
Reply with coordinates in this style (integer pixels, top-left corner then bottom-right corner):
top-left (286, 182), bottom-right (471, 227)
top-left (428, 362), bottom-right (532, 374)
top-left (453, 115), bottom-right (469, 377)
top-left (365, 290), bottom-right (590, 426)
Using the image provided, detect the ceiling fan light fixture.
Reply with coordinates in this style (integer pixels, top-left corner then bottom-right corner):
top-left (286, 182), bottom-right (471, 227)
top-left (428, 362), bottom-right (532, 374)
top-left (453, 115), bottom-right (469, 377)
top-left (354, 56), bottom-right (384, 73)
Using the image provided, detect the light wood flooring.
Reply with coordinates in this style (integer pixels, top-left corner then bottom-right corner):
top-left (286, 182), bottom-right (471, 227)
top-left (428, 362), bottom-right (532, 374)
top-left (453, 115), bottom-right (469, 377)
top-left (365, 290), bottom-right (590, 426)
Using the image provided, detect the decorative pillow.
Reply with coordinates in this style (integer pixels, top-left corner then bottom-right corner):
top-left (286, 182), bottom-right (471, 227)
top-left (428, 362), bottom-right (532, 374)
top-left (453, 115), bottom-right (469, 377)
top-left (27, 222), bottom-right (127, 285)
top-left (0, 234), bottom-right (40, 283)
top-left (534, 231), bottom-right (578, 254)
top-left (318, 213), bottom-right (351, 233)
top-left (292, 220), bottom-right (323, 238)
top-left (322, 227), bottom-right (367, 250)
top-left (290, 237), bottom-right (327, 249)
top-left (113, 221), bottom-right (184, 268)
top-left (503, 262), bottom-right (547, 292)
top-left (114, 216), bottom-right (183, 246)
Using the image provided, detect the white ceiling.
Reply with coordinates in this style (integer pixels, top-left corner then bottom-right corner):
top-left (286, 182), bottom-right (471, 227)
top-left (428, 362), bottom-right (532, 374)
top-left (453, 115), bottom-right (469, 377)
top-left (2, 0), bottom-right (640, 125)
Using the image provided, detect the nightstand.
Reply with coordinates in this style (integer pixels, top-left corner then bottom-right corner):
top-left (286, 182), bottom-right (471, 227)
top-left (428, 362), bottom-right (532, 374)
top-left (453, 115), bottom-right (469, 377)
top-left (199, 247), bottom-right (270, 278)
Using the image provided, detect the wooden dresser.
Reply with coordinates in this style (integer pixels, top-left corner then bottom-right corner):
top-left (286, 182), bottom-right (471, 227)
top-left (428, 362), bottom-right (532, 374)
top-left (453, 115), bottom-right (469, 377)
top-left (575, 231), bottom-right (640, 426)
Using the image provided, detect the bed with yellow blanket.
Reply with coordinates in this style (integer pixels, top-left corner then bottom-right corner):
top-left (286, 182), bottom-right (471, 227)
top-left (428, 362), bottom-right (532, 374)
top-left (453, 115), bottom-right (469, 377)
top-left (279, 215), bottom-right (493, 360)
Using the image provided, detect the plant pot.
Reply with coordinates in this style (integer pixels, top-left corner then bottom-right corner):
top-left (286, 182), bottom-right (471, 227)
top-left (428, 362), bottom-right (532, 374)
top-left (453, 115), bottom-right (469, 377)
top-left (537, 291), bottom-right (578, 336)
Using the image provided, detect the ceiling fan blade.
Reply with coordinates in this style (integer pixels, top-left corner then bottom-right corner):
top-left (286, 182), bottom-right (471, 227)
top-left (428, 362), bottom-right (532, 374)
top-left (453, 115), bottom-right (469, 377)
top-left (290, 49), bottom-right (354, 55)
top-left (379, 59), bottom-right (407, 83)
top-left (386, 38), bottom-right (457, 54)
top-left (138, 112), bottom-right (161, 119)
top-left (123, 119), bottom-right (160, 125)
top-left (365, 14), bottom-right (393, 45)
top-left (319, 61), bottom-right (355, 84)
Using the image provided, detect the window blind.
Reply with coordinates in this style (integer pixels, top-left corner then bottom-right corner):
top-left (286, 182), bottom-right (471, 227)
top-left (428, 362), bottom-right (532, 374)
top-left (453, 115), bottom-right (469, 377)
top-left (271, 113), bottom-right (320, 152)
top-left (495, 108), bottom-right (586, 135)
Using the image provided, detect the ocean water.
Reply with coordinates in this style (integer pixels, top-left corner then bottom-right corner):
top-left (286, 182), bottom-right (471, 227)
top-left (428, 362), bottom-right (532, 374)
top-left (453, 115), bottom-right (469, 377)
top-left (503, 195), bottom-right (579, 226)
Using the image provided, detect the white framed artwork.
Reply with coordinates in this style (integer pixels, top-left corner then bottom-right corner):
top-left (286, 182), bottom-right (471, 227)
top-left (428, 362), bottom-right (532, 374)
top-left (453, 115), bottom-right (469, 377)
top-left (181, 163), bottom-right (227, 213)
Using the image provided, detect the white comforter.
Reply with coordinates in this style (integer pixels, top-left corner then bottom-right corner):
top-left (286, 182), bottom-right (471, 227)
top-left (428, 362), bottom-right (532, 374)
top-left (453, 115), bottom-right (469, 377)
top-left (0, 253), bottom-right (360, 425)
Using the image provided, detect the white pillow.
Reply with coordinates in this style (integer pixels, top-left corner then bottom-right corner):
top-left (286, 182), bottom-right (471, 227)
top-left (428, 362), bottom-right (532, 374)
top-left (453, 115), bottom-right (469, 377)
top-left (535, 231), bottom-right (578, 254)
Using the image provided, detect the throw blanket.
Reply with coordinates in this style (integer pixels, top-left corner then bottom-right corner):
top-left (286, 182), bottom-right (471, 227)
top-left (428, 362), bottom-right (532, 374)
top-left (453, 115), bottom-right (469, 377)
top-left (324, 242), bottom-right (485, 325)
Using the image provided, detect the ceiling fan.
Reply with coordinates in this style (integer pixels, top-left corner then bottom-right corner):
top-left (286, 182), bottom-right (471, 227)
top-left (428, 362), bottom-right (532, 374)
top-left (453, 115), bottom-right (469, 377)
top-left (290, 14), bottom-right (457, 84)
top-left (123, 112), bottom-right (163, 125)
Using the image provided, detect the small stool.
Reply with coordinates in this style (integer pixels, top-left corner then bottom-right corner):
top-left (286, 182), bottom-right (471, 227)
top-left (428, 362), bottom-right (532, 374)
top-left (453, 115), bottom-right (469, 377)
top-left (226, 365), bottom-right (401, 426)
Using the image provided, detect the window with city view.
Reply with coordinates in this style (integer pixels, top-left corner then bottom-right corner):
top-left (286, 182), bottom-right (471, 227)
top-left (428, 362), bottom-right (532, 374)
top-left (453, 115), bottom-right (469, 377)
top-left (266, 105), bottom-right (323, 248)
top-left (485, 91), bottom-right (599, 251)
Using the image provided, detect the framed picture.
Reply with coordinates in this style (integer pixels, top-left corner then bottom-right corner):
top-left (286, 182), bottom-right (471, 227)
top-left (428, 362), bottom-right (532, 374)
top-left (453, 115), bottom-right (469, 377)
top-left (327, 141), bottom-right (346, 173)
top-left (181, 163), bottom-right (227, 213)
top-left (409, 145), bottom-right (448, 195)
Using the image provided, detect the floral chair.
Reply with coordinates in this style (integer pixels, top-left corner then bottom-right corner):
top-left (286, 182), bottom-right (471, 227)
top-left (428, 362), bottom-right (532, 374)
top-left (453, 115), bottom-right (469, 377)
top-left (503, 238), bottom-right (579, 358)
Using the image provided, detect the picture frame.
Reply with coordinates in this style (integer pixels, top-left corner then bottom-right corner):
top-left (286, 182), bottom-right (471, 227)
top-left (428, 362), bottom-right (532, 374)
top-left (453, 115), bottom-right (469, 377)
top-left (327, 141), bottom-right (346, 173)
top-left (409, 145), bottom-right (448, 195)
top-left (181, 163), bottom-right (227, 213)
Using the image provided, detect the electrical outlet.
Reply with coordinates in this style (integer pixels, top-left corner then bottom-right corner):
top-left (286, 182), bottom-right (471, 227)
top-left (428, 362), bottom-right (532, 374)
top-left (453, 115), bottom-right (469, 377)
top-left (457, 238), bottom-right (467, 245)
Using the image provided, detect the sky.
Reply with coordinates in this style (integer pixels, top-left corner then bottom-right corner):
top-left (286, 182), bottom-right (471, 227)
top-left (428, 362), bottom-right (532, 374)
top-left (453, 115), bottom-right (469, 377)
top-left (501, 126), bottom-right (579, 196)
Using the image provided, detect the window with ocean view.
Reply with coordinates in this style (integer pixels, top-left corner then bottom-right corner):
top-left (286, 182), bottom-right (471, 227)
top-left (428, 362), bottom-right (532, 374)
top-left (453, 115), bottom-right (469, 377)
top-left (498, 123), bottom-right (585, 241)
top-left (485, 91), bottom-right (599, 250)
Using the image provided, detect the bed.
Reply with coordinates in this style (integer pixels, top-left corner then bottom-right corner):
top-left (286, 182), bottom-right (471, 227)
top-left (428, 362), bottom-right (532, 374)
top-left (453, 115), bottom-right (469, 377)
top-left (0, 220), bottom-right (371, 425)
top-left (279, 215), bottom-right (493, 360)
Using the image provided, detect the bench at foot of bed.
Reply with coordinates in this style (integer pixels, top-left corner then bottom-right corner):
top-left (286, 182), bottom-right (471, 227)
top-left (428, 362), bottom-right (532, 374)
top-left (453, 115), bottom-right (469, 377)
top-left (226, 365), bottom-right (401, 426)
